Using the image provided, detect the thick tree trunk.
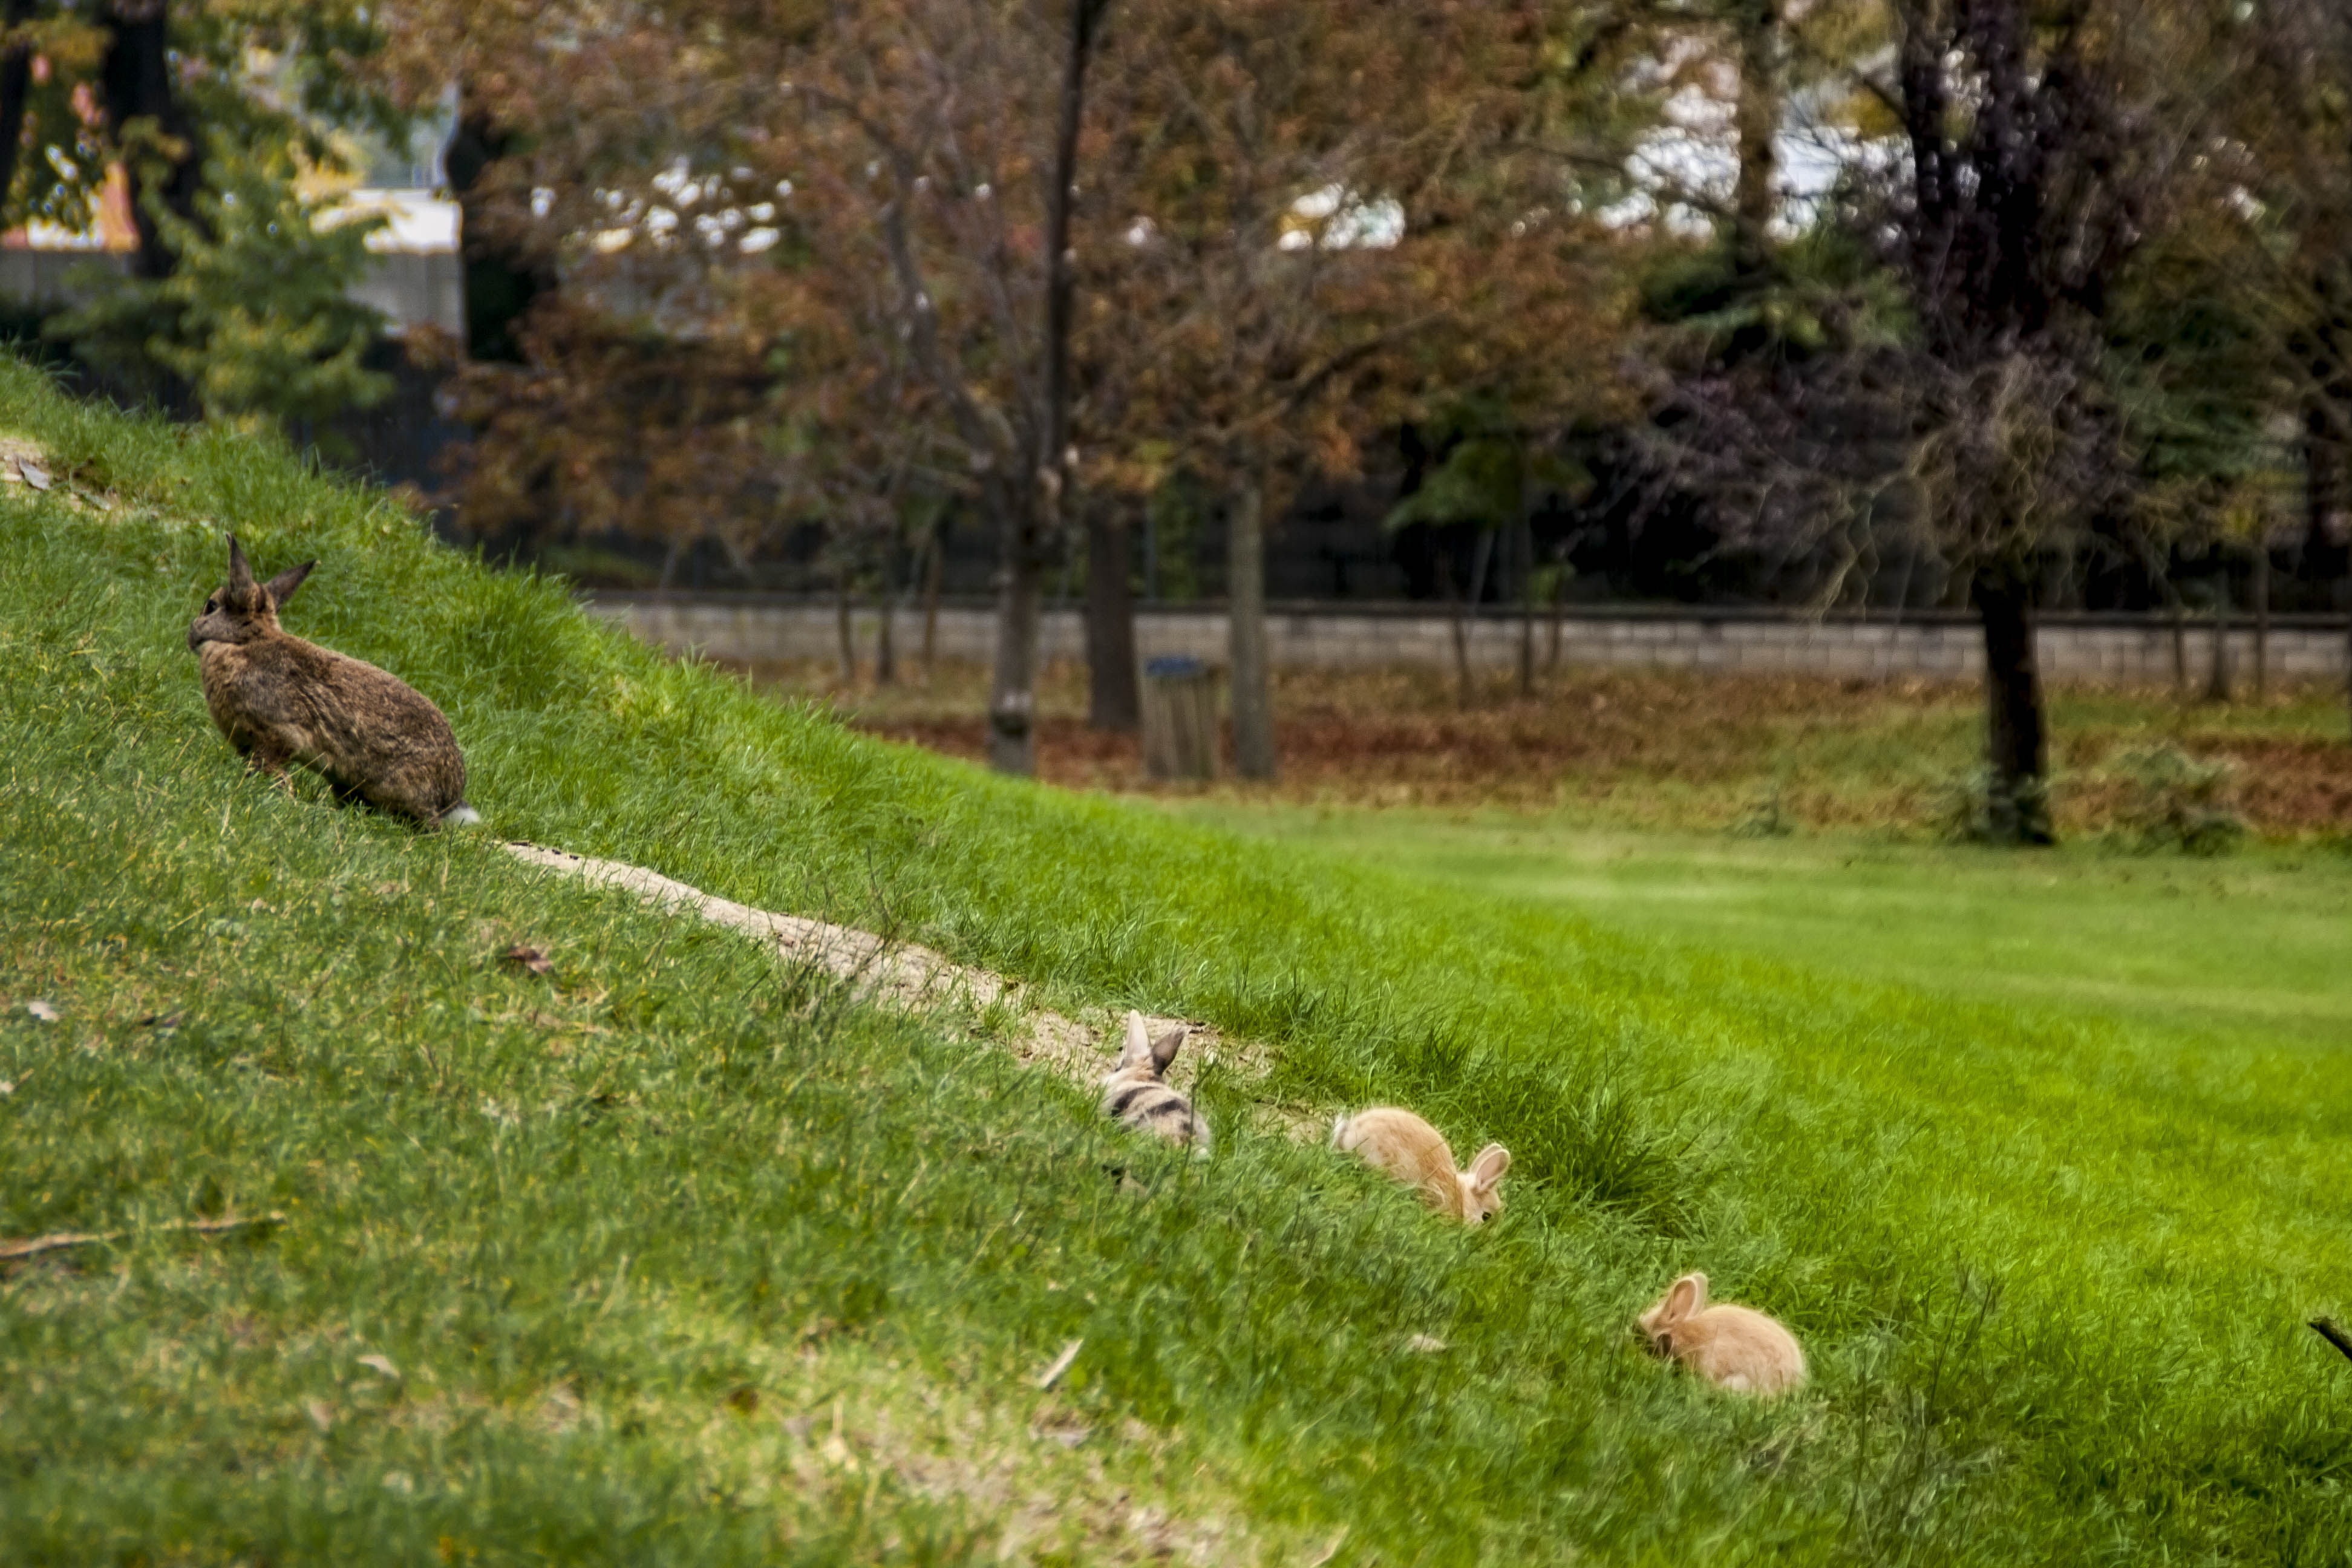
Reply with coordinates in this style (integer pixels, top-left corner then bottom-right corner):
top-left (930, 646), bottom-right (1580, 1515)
top-left (445, 82), bottom-right (555, 364)
top-left (1730, 0), bottom-right (1781, 278)
top-left (97, 1), bottom-right (201, 282)
top-left (1975, 563), bottom-right (2052, 846)
top-left (1085, 501), bottom-right (1139, 730)
top-left (1229, 474), bottom-right (1275, 780)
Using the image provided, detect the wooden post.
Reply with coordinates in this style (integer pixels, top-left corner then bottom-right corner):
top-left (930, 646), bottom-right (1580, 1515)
top-left (1140, 657), bottom-right (1221, 782)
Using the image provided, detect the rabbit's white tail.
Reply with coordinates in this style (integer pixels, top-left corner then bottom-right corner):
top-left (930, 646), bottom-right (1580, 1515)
top-left (439, 803), bottom-right (482, 828)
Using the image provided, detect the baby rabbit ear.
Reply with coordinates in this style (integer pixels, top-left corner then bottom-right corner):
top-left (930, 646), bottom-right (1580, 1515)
top-left (264, 558), bottom-right (316, 607)
top-left (1119, 1010), bottom-right (1155, 1067)
top-left (226, 535), bottom-right (255, 593)
top-left (1665, 1273), bottom-right (1707, 1319)
top-left (1469, 1143), bottom-right (1511, 1191)
top-left (1150, 1024), bottom-right (1187, 1073)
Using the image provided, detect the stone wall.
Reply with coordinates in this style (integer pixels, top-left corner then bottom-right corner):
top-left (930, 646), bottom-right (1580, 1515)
top-left (587, 593), bottom-right (2352, 685)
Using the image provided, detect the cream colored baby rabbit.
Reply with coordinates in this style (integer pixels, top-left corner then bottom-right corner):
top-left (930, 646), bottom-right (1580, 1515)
top-left (1331, 1106), bottom-right (1509, 1224)
top-left (1636, 1272), bottom-right (1807, 1395)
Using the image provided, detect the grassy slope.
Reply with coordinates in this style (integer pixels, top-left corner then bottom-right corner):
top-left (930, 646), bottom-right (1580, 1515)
top-left (2, 359), bottom-right (2348, 1564)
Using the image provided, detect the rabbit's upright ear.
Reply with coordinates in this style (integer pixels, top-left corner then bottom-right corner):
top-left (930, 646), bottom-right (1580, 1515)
top-left (1150, 1024), bottom-right (1187, 1073)
top-left (1469, 1143), bottom-right (1511, 1191)
top-left (1665, 1273), bottom-right (1706, 1319)
top-left (264, 559), bottom-right (316, 608)
top-left (226, 536), bottom-right (255, 594)
top-left (1118, 1010), bottom-right (1156, 1069)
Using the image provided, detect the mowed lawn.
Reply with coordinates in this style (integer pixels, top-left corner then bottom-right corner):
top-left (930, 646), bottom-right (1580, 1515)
top-left (1170, 807), bottom-right (2352, 1053)
top-left (4, 358), bottom-right (2352, 1565)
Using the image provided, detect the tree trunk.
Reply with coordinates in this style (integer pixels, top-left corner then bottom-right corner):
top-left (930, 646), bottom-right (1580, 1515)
top-left (921, 519), bottom-right (944, 684)
top-left (1730, 0), bottom-right (1782, 278)
top-left (1438, 550), bottom-right (1471, 707)
top-left (445, 80), bottom-right (556, 364)
top-left (1547, 546), bottom-right (1567, 671)
top-left (988, 0), bottom-right (1109, 777)
top-left (986, 480), bottom-right (1047, 775)
top-left (97, 1), bottom-right (201, 282)
top-left (1516, 509), bottom-right (1536, 699)
top-left (1085, 501), bottom-right (1140, 730)
top-left (2169, 595), bottom-right (2187, 698)
top-left (2205, 575), bottom-right (2233, 704)
top-left (0, 1), bottom-right (38, 224)
top-left (1975, 563), bottom-right (2052, 846)
top-left (1459, 528), bottom-right (1495, 708)
top-left (2340, 575), bottom-right (2352, 742)
top-left (875, 585), bottom-right (897, 686)
top-left (2253, 543), bottom-right (2269, 703)
top-left (835, 567), bottom-right (857, 687)
top-left (1229, 473), bottom-right (1275, 780)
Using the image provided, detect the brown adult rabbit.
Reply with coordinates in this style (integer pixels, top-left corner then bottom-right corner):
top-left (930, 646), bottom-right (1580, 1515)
top-left (187, 536), bottom-right (478, 829)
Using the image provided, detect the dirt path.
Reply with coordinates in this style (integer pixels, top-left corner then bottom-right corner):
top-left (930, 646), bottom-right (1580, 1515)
top-left (500, 841), bottom-right (1279, 1123)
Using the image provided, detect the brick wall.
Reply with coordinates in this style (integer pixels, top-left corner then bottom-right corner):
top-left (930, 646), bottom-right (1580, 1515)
top-left (588, 593), bottom-right (2352, 685)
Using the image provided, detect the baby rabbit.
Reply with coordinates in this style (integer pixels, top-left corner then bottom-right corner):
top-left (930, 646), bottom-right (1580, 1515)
top-left (1636, 1272), bottom-right (1807, 1395)
top-left (1331, 1106), bottom-right (1510, 1224)
top-left (1100, 1010), bottom-right (1210, 1155)
top-left (187, 537), bottom-right (478, 829)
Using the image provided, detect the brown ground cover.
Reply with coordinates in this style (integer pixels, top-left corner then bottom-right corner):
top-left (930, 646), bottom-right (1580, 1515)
top-left (722, 657), bottom-right (2352, 837)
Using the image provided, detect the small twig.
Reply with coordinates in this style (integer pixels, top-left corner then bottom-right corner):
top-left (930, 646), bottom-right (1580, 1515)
top-left (2311, 1318), bottom-right (2352, 1367)
top-left (0, 1212), bottom-right (287, 1263)
top-left (1034, 1337), bottom-right (1084, 1391)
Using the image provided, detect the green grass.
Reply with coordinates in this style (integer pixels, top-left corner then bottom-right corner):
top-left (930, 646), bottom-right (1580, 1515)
top-left (4, 356), bottom-right (2351, 1564)
top-left (1171, 807), bottom-right (2352, 1054)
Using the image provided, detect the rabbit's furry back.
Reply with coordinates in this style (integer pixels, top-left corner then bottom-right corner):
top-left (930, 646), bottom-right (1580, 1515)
top-left (188, 537), bottom-right (473, 828)
top-left (1637, 1273), bottom-right (1807, 1396)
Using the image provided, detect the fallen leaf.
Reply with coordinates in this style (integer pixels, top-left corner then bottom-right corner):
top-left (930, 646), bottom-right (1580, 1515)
top-left (16, 459), bottom-right (50, 490)
top-left (0, 1080), bottom-right (13, 1096)
top-left (25, 1000), bottom-right (57, 1022)
top-left (1406, 1334), bottom-right (1449, 1354)
top-left (357, 1353), bottom-right (400, 1380)
top-left (1034, 1337), bottom-right (1085, 1390)
top-left (501, 945), bottom-right (554, 977)
top-left (305, 1399), bottom-right (336, 1432)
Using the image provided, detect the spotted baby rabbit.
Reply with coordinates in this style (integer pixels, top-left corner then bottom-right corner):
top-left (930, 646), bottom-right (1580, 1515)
top-left (1100, 1010), bottom-right (1210, 1154)
top-left (188, 537), bottom-right (478, 829)
top-left (1331, 1106), bottom-right (1511, 1224)
top-left (1636, 1272), bottom-right (1807, 1395)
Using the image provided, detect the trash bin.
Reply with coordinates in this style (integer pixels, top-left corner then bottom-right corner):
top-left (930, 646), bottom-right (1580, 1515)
top-left (1140, 655), bottom-right (1221, 782)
